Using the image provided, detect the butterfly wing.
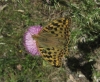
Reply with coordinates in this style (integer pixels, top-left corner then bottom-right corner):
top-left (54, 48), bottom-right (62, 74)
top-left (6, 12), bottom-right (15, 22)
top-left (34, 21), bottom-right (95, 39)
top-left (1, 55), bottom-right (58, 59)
top-left (39, 47), bottom-right (64, 67)
top-left (34, 17), bottom-right (71, 67)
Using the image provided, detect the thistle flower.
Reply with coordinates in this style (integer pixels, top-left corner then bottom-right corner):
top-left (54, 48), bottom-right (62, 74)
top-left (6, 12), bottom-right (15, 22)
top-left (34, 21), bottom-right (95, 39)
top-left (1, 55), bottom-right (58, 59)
top-left (24, 25), bottom-right (42, 56)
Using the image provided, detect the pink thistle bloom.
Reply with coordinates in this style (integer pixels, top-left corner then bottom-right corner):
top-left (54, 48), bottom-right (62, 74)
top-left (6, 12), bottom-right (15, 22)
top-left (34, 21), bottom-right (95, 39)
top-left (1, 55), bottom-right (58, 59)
top-left (23, 25), bottom-right (42, 56)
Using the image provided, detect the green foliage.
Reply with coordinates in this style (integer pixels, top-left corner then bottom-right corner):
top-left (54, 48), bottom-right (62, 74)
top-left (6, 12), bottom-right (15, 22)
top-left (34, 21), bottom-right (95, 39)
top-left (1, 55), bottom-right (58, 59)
top-left (70, 0), bottom-right (100, 42)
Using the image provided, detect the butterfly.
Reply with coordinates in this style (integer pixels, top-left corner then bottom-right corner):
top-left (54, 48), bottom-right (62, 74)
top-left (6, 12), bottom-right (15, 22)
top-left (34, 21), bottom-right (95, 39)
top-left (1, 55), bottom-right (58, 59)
top-left (33, 17), bottom-right (71, 67)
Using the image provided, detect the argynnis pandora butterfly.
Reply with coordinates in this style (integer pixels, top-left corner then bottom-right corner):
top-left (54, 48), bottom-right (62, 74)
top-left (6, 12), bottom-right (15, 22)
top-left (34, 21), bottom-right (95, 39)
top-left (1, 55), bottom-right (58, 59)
top-left (33, 17), bottom-right (71, 67)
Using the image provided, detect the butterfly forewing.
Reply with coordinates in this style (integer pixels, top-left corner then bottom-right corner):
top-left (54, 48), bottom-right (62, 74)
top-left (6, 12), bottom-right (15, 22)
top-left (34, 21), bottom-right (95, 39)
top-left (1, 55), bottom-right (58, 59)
top-left (35, 17), bottom-right (71, 67)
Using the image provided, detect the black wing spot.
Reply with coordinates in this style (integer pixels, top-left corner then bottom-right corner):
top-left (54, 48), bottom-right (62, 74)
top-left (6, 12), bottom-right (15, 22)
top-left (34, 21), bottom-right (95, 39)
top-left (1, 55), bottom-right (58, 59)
top-left (48, 52), bottom-right (52, 55)
top-left (46, 48), bottom-right (50, 50)
top-left (47, 25), bottom-right (53, 30)
top-left (42, 49), bottom-right (47, 53)
top-left (54, 28), bottom-right (57, 31)
top-left (60, 28), bottom-right (63, 30)
top-left (51, 31), bottom-right (55, 34)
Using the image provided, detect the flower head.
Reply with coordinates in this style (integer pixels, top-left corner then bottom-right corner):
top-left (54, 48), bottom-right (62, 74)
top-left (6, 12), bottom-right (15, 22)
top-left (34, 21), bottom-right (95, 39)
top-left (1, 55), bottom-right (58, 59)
top-left (24, 25), bottom-right (42, 56)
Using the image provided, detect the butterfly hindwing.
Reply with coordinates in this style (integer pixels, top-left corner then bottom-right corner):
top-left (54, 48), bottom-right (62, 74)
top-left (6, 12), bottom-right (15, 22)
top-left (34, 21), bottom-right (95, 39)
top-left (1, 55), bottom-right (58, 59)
top-left (39, 47), bottom-right (64, 67)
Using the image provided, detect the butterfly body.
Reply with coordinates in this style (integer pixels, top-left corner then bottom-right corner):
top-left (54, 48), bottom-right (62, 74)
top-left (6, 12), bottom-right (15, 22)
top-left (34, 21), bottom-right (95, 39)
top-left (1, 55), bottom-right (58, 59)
top-left (33, 17), bottom-right (71, 67)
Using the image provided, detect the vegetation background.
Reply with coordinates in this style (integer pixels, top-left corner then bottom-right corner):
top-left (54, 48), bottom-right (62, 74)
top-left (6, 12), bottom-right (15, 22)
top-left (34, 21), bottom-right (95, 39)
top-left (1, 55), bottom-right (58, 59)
top-left (0, 0), bottom-right (100, 82)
